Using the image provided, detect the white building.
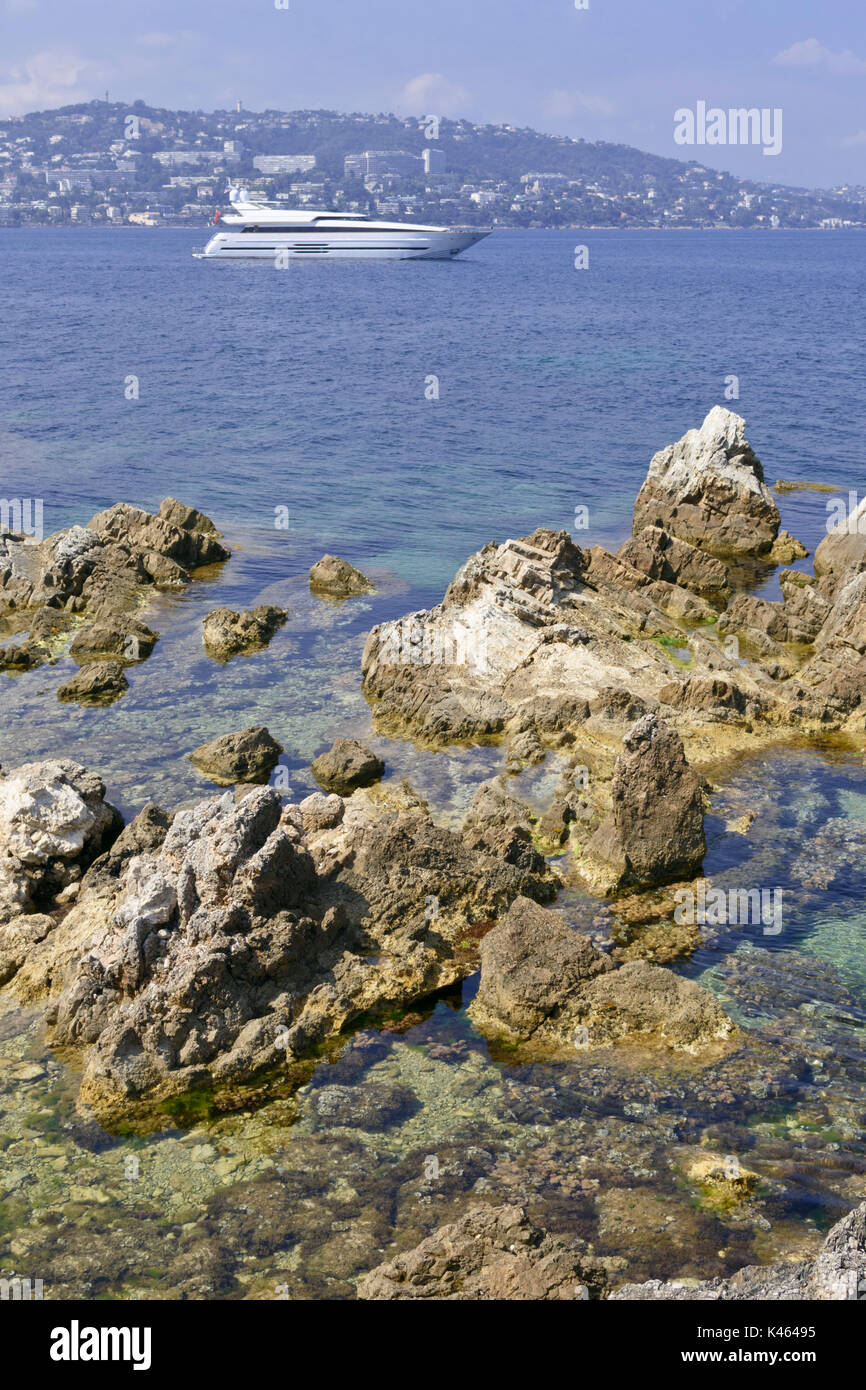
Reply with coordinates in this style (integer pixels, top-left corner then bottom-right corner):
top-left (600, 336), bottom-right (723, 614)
top-left (253, 155), bottom-right (316, 174)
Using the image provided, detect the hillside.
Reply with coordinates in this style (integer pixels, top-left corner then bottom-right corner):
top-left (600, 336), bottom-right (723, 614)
top-left (0, 100), bottom-right (862, 229)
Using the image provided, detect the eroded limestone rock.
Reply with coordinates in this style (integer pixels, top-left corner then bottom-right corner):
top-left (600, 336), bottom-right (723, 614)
top-left (201, 605), bottom-right (287, 661)
top-left (189, 727), bottom-right (283, 785)
top-left (633, 407), bottom-right (781, 559)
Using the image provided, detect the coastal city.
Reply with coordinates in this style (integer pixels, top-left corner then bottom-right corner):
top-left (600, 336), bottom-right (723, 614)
top-left (1, 99), bottom-right (864, 229)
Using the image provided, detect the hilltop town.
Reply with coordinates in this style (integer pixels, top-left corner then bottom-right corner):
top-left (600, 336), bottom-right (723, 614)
top-left (0, 100), bottom-right (864, 229)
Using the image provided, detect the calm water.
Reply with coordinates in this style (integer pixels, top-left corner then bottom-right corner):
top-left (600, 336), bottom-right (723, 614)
top-left (1, 229), bottom-right (865, 1297)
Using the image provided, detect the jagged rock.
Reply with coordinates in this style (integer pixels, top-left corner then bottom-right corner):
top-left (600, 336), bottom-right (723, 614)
top-left (717, 594), bottom-right (790, 645)
top-left (633, 407), bottom-right (781, 559)
top-left (82, 804), bottom-right (173, 893)
top-left (68, 616), bottom-right (157, 665)
top-left (657, 675), bottom-right (752, 723)
top-left (611, 1200), bottom-right (866, 1300)
top-left (618, 526), bottom-right (730, 601)
top-left (297, 792), bottom-right (345, 833)
top-left (189, 726), bottom-right (283, 785)
top-left (0, 499), bottom-right (227, 677)
top-left (357, 1204), bottom-right (608, 1300)
top-left (201, 605), bottom-right (288, 660)
top-left (0, 759), bottom-right (121, 923)
top-left (361, 506), bottom-right (845, 762)
top-left (768, 530), bottom-right (808, 564)
top-left (13, 780), bottom-right (554, 1120)
top-left (583, 714), bottom-right (707, 892)
top-left (468, 896), bottom-right (613, 1044)
top-left (814, 495), bottom-right (866, 596)
top-left (158, 497), bottom-right (218, 535)
top-left (779, 575), bottom-right (832, 644)
top-left (462, 780), bottom-right (547, 876)
top-left (58, 661), bottom-right (129, 705)
top-left (468, 897), bottom-right (733, 1056)
top-left (796, 570), bottom-right (866, 717)
top-left (309, 554), bottom-right (374, 597)
top-left (311, 738), bottom-right (384, 794)
top-left (87, 501), bottom-right (228, 573)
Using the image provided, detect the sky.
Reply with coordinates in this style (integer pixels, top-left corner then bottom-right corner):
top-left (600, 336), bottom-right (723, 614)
top-left (2, 0), bottom-right (866, 188)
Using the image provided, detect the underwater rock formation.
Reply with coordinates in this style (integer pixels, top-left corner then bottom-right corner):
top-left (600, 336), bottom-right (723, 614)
top-left (357, 1203), bottom-right (609, 1300)
top-left (611, 1200), bottom-right (866, 1300)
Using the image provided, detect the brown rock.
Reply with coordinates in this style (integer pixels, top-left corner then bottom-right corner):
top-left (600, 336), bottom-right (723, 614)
top-left (309, 554), bottom-right (374, 597)
top-left (310, 738), bottom-right (384, 794)
top-left (357, 1204), bottom-right (604, 1300)
top-left (633, 407), bottom-right (780, 559)
top-left (584, 713), bottom-right (707, 891)
top-left (202, 605), bottom-right (287, 660)
top-left (189, 726), bottom-right (283, 785)
top-left (58, 661), bottom-right (129, 706)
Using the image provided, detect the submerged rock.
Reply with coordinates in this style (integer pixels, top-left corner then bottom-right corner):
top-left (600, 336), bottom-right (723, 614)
top-left (201, 605), bottom-right (287, 661)
top-left (357, 1203), bottom-right (606, 1300)
top-left (58, 661), bottom-right (129, 706)
top-left (632, 407), bottom-right (781, 559)
top-left (611, 1200), bottom-right (866, 1300)
top-left (311, 738), bottom-right (384, 794)
top-left (189, 726), bottom-right (283, 785)
top-left (582, 714), bottom-right (707, 893)
top-left (309, 554), bottom-right (374, 597)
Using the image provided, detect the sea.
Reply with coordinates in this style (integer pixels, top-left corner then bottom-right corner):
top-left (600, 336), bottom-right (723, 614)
top-left (0, 228), bottom-right (865, 1298)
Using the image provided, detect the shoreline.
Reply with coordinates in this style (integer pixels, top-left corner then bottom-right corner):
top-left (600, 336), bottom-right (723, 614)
top-left (2, 404), bottom-right (865, 1299)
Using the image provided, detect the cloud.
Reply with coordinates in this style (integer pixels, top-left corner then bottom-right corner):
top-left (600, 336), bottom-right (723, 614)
top-left (773, 38), bottom-right (866, 76)
top-left (544, 88), bottom-right (617, 120)
top-left (0, 49), bottom-right (97, 114)
top-left (4, 0), bottom-right (39, 12)
top-left (136, 32), bottom-right (197, 49)
top-left (842, 129), bottom-right (866, 147)
top-left (397, 73), bottom-right (470, 116)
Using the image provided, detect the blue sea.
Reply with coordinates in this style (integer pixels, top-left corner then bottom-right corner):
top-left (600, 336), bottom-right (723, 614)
top-left (2, 228), bottom-right (866, 1293)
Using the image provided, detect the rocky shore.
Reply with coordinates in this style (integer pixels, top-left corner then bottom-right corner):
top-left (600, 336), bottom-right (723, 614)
top-left (2, 406), bottom-right (865, 1299)
top-left (361, 408), bottom-right (864, 781)
top-left (0, 497), bottom-right (229, 698)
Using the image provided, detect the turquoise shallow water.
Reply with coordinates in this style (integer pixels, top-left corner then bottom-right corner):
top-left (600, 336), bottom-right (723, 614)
top-left (0, 228), bottom-right (865, 1297)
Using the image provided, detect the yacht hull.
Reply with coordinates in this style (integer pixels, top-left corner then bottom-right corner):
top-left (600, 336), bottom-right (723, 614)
top-left (194, 229), bottom-right (488, 261)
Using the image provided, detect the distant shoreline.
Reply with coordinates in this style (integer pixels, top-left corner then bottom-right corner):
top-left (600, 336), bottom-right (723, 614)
top-left (3, 223), bottom-right (865, 233)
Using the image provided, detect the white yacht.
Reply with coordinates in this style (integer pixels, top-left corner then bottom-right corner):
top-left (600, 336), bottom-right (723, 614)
top-left (193, 188), bottom-right (491, 261)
